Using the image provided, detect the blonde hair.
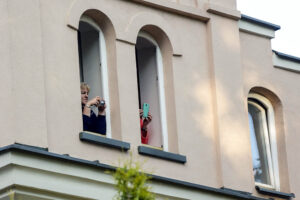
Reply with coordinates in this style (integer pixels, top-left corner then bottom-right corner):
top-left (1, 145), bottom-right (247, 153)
top-left (80, 82), bottom-right (90, 93)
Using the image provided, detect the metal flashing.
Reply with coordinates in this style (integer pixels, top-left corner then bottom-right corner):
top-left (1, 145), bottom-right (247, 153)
top-left (0, 144), bottom-right (272, 200)
top-left (256, 186), bottom-right (295, 199)
top-left (241, 14), bottom-right (280, 31)
top-left (273, 50), bottom-right (300, 64)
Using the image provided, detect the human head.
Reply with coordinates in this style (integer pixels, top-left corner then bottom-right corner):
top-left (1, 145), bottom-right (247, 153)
top-left (81, 82), bottom-right (90, 105)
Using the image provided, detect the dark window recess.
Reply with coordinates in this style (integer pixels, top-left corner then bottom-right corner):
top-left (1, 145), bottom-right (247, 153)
top-left (77, 31), bottom-right (84, 82)
top-left (255, 186), bottom-right (295, 199)
top-left (80, 132), bottom-right (130, 151)
top-left (138, 145), bottom-right (186, 164)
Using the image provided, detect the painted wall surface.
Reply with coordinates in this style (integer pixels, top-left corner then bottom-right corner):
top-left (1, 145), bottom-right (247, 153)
top-left (240, 31), bottom-right (299, 196)
top-left (0, 151), bottom-right (238, 200)
top-left (0, 0), bottom-right (299, 199)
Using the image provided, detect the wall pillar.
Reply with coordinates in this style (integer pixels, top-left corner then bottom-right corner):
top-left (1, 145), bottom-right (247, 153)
top-left (207, 13), bottom-right (253, 191)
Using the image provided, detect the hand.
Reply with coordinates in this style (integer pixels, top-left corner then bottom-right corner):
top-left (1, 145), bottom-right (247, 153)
top-left (98, 98), bottom-right (106, 112)
top-left (139, 109), bottom-right (143, 118)
top-left (142, 112), bottom-right (152, 128)
top-left (86, 96), bottom-right (100, 107)
top-left (98, 98), bottom-right (106, 116)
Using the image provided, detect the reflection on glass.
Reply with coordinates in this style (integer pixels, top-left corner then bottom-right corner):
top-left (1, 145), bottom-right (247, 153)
top-left (248, 103), bottom-right (271, 185)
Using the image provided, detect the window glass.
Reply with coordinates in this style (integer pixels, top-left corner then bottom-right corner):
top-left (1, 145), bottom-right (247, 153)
top-left (248, 103), bottom-right (271, 185)
top-left (248, 94), bottom-right (279, 190)
top-left (78, 21), bottom-right (103, 101)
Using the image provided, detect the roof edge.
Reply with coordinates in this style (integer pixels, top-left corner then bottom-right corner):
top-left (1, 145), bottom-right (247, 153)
top-left (241, 14), bottom-right (281, 31)
top-left (0, 143), bottom-right (269, 200)
top-left (273, 50), bottom-right (300, 64)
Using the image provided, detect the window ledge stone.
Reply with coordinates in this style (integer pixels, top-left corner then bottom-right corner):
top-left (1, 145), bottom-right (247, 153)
top-left (138, 145), bottom-right (186, 164)
top-left (79, 132), bottom-right (130, 151)
top-left (255, 186), bottom-right (295, 199)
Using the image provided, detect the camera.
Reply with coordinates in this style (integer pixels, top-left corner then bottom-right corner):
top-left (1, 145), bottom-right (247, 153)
top-left (100, 100), bottom-right (105, 106)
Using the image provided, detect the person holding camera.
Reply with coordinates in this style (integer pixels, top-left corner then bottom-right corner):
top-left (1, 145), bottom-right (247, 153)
top-left (81, 82), bottom-right (106, 135)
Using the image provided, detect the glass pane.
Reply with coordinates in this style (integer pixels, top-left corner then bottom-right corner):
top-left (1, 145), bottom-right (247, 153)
top-left (79, 21), bottom-right (103, 99)
top-left (248, 103), bottom-right (271, 185)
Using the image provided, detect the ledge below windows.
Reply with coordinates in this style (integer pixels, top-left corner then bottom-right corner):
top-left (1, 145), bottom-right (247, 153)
top-left (0, 144), bottom-right (273, 200)
top-left (138, 145), bottom-right (186, 164)
top-left (255, 186), bottom-right (295, 199)
top-left (79, 132), bottom-right (130, 151)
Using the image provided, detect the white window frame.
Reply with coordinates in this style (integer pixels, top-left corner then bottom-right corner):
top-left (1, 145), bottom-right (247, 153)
top-left (80, 16), bottom-right (112, 138)
top-left (137, 32), bottom-right (169, 151)
top-left (248, 93), bottom-right (280, 190)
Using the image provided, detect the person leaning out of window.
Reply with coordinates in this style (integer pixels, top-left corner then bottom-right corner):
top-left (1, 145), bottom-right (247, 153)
top-left (139, 109), bottom-right (152, 144)
top-left (81, 82), bottom-right (106, 135)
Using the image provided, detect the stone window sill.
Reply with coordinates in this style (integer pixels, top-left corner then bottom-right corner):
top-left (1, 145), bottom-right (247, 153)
top-left (79, 132), bottom-right (130, 151)
top-left (138, 145), bottom-right (186, 164)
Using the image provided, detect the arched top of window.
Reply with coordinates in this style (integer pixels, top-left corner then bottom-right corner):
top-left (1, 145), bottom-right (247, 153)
top-left (248, 93), bottom-right (280, 190)
top-left (137, 31), bottom-right (159, 48)
top-left (79, 16), bottom-right (103, 33)
top-left (137, 26), bottom-right (173, 56)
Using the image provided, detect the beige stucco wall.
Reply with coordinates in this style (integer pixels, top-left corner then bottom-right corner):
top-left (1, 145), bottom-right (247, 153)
top-left (240, 30), bottom-right (300, 196)
top-left (0, 151), bottom-right (240, 200)
top-left (0, 0), bottom-right (299, 199)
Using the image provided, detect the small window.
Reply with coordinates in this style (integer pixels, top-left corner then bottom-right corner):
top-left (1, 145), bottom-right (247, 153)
top-left (248, 93), bottom-right (280, 190)
top-left (78, 16), bottom-right (111, 137)
top-left (135, 32), bottom-right (168, 150)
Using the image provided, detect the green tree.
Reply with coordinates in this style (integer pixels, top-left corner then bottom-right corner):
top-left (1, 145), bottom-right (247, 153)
top-left (113, 156), bottom-right (155, 200)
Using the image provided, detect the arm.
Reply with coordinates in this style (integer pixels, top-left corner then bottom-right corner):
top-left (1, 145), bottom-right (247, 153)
top-left (140, 111), bottom-right (152, 144)
top-left (83, 96), bottom-right (101, 117)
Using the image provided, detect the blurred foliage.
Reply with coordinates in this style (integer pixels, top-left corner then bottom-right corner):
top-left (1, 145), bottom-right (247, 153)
top-left (113, 155), bottom-right (155, 200)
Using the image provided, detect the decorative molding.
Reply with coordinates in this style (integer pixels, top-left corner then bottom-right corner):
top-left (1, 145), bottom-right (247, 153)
top-left (129, 0), bottom-right (209, 21)
top-left (205, 3), bottom-right (241, 20)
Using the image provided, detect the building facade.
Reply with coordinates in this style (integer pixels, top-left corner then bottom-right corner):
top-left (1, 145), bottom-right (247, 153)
top-left (0, 0), bottom-right (299, 199)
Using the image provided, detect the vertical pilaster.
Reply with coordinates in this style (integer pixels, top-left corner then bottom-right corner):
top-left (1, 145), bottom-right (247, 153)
top-left (207, 13), bottom-right (253, 191)
top-left (0, 0), bottom-right (14, 146)
top-left (115, 40), bottom-right (141, 144)
top-left (8, 0), bottom-right (48, 147)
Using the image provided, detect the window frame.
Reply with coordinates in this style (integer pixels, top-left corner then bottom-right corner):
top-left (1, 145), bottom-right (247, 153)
top-left (248, 93), bottom-right (280, 190)
top-left (137, 32), bottom-right (169, 151)
top-left (79, 16), bottom-right (112, 138)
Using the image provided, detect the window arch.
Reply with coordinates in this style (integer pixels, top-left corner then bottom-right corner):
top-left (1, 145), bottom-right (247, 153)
top-left (248, 93), bottom-right (280, 190)
top-left (135, 31), bottom-right (168, 150)
top-left (78, 16), bottom-right (112, 137)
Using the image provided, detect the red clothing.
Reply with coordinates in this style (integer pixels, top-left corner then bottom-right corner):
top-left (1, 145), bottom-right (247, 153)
top-left (140, 119), bottom-right (149, 144)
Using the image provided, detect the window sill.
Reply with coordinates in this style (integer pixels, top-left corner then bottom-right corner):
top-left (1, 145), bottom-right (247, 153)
top-left (79, 132), bottom-right (130, 151)
top-left (138, 145), bottom-right (186, 164)
top-left (255, 186), bottom-right (295, 199)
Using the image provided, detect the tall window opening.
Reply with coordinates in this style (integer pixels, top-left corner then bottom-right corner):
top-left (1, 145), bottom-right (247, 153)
top-left (135, 32), bottom-right (168, 150)
top-left (248, 93), bottom-right (280, 190)
top-left (78, 16), bottom-right (111, 137)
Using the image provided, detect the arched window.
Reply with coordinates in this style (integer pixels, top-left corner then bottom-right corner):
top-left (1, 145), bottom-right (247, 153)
top-left (248, 93), bottom-right (280, 190)
top-left (135, 32), bottom-right (168, 150)
top-left (78, 16), bottom-right (111, 137)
